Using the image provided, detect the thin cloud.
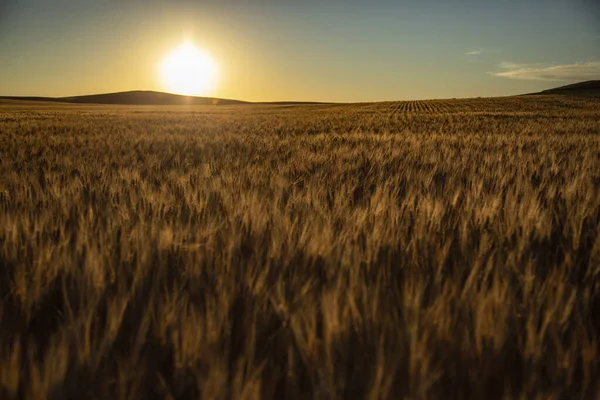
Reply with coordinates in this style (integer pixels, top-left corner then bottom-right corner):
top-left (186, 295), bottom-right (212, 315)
top-left (464, 51), bottom-right (482, 56)
top-left (490, 61), bottom-right (600, 81)
top-left (498, 61), bottom-right (546, 69)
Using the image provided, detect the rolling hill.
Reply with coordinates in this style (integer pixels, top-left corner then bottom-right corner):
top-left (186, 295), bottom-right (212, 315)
top-left (2, 80), bottom-right (599, 105)
top-left (534, 80), bottom-right (600, 97)
top-left (0, 91), bottom-right (248, 106)
top-left (0, 91), bottom-right (333, 106)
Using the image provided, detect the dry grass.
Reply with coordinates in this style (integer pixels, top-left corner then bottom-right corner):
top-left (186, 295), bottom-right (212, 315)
top-left (1, 95), bottom-right (600, 399)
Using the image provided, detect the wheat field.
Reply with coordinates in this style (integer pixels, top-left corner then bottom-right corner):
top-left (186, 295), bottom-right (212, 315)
top-left (1, 95), bottom-right (600, 399)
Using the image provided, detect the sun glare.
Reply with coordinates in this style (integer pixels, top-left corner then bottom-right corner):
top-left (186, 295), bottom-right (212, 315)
top-left (160, 42), bottom-right (218, 96)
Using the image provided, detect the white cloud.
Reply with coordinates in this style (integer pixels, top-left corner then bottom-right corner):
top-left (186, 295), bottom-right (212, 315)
top-left (464, 51), bottom-right (482, 56)
top-left (490, 61), bottom-right (600, 81)
top-left (498, 61), bottom-right (545, 69)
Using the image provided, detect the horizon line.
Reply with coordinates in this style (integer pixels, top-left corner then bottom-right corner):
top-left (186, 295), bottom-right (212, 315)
top-left (2, 80), bottom-right (598, 105)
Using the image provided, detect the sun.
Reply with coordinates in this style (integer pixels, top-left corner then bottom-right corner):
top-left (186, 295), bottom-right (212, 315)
top-left (160, 42), bottom-right (219, 96)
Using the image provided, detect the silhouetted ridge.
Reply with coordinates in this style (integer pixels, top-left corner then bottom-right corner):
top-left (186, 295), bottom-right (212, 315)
top-left (534, 80), bottom-right (600, 97)
top-left (1, 91), bottom-right (248, 105)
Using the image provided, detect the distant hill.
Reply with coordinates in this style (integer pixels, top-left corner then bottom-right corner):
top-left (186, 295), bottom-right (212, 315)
top-left (0, 91), bottom-right (333, 106)
top-left (533, 80), bottom-right (600, 97)
top-left (6, 82), bottom-right (599, 105)
top-left (0, 91), bottom-right (248, 106)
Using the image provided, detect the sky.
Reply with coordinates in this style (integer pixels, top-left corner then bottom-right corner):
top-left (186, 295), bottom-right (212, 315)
top-left (0, 0), bottom-right (599, 102)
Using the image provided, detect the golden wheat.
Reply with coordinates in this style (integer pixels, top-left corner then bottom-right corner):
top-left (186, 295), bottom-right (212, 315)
top-left (1, 95), bottom-right (599, 399)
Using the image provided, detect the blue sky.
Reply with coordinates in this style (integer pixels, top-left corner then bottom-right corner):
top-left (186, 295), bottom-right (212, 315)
top-left (0, 0), bottom-right (599, 101)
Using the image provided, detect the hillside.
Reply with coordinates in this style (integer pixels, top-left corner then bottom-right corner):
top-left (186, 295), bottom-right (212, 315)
top-left (3, 81), bottom-right (599, 105)
top-left (0, 91), bottom-right (248, 106)
top-left (535, 80), bottom-right (600, 97)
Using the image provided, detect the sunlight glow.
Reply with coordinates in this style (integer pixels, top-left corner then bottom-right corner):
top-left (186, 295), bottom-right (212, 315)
top-left (160, 42), bottom-right (218, 96)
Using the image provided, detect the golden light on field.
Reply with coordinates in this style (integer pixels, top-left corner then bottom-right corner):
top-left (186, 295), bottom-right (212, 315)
top-left (160, 42), bottom-right (218, 96)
